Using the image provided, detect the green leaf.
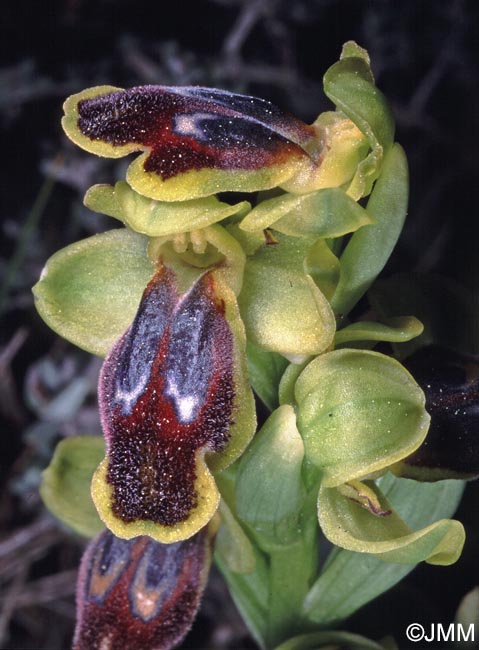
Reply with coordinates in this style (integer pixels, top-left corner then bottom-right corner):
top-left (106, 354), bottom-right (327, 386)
top-left (215, 499), bottom-right (256, 574)
top-left (274, 630), bottom-right (386, 650)
top-left (334, 316), bottom-right (424, 347)
top-left (317, 481), bottom-right (465, 565)
top-left (267, 534), bottom-right (318, 647)
top-left (295, 349), bottom-right (430, 487)
top-left (330, 144), bottom-right (408, 318)
top-left (240, 188), bottom-right (373, 237)
top-left (303, 475), bottom-right (465, 624)
top-left (369, 272), bottom-right (479, 357)
top-left (246, 341), bottom-right (289, 411)
top-left (40, 435), bottom-right (105, 537)
top-left (216, 547), bottom-right (270, 649)
top-left (85, 181), bottom-right (251, 236)
top-left (236, 405), bottom-right (305, 550)
top-left (33, 228), bottom-right (154, 356)
top-left (215, 467), bottom-right (270, 647)
top-left (238, 234), bottom-right (336, 357)
top-left (266, 491), bottom-right (320, 648)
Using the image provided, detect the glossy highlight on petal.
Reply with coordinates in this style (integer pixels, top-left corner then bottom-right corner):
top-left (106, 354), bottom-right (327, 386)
top-left (93, 263), bottom-right (253, 542)
top-left (73, 528), bottom-right (213, 650)
top-left (62, 85), bottom-right (318, 200)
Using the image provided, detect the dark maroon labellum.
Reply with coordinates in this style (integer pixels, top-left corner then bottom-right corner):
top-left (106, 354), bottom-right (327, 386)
top-left (73, 529), bottom-right (212, 650)
top-left (99, 265), bottom-right (235, 526)
top-left (401, 345), bottom-right (479, 480)
top-left (76, 85), bottom-right (314, 179)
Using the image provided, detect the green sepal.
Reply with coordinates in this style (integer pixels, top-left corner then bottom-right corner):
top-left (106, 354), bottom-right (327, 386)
top-left (238, 234), bottom-right (336, 357)
top-left (33, 228), bottom-right (155, 357)
top-left (236, 405), bottom-right (305, 551)
top-left (323, 41), bottom-right (395, 198)
top-left (246, 341), bottom-right (289, 411)
top-left (40, 435), bottom-right (105, 538)
top-left (214, 470), bottom-right (271, 648)
top-left (318, 480), bottom-right (465, 565)
top-left (331, 143), bottom-right (409, 318)
top-left (369, 272), bottom-right (479, 357)
top-left (295, 349), bottom-right (430, 487)
top-left (335, 316), bottom-right (424, 347)
top-left (85, 181), bottom-right (251, 236)
top-left (274, 631), bottom-right (386, 650)
top-left (303, 474), bottom-right (465, 624)
top-left (239, 187), bottom-right (373, 237)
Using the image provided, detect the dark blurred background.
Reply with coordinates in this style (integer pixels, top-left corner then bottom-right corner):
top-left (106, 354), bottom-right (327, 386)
top-left (0, 1), bottom-right (478, 648)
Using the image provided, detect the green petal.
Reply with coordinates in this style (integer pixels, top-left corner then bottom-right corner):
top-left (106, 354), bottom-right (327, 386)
top-left (236, 405), bottom-right (305, 550)
top-left (33, 228), bottom-right (155, 357)
top-left (335, 316), bottom-right (424, 347)
top-left (85, 181), bottom-right (251, 237)
top-left (40, 436), bottom-right (105, 538)
top-left (331, 143), bottom-right (409, 318)
top-left (238, 234), bottom-right (336, 357)
top-left (239, 187), bottom-right (373, 237)
top-left (318, 481), bottom-right (465, 565)
top-left (295, 349), bottom-right (430, 486)
top-left (303, 474), bottom-right (465, 624)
